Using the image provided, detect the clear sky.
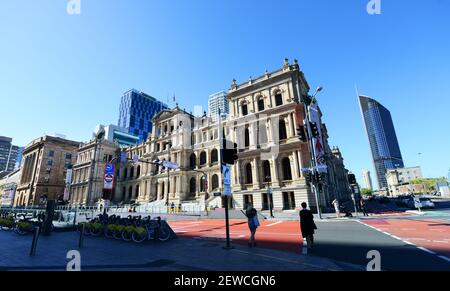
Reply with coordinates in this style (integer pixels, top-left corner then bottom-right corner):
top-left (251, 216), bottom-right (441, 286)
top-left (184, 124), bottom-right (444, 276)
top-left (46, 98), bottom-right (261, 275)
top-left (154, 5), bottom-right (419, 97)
top-left (1, 0), bottom-right (449, 188)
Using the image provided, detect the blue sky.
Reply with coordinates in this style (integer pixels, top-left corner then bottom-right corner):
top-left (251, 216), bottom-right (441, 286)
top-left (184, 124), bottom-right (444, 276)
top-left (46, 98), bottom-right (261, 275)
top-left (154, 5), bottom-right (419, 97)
top-left (1, 0), bottom-right (449, 187)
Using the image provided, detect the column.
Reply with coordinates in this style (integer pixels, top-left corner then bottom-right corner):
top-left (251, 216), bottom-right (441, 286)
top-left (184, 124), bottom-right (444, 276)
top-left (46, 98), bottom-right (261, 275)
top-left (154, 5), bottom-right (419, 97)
top-left (253, 158), bottom-right (260, 189)
top-left (270, 158), bottom-right (280, 187)
top-left (288, 113), bottom-right (295, 138)
top-left (293, 151), bottom-right (301, 179)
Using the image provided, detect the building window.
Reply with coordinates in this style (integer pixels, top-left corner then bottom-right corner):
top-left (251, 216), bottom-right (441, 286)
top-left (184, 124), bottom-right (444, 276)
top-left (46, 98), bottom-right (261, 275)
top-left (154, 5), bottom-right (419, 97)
top-left (212, 174), bottom-right (219, 190)
top-left (47, 159), bottom-right (53, 166)
top-left (241, 103), bottom-right (248, 116)
top-left (211, 149), bottom-right (218, 164)
top-left (136, 165), bottom-right (141, 177)
top-left (275, 93), bottom-right (283, 106)
top-left (49, 150), bottom-right (54, 157)
top-left (200, 151), bottom-right (207, 167)
top-left (130, 167), bottom-right (134, 179)
top-left (282, 157), bottom-right (292, 180)
top-left (189, 153), bottom-right (196, 169)
top-left (282, 192), bottom-right (296, 210)
top-left (279, 120), bottom-right (287, 140)
top-left (65, 153), bottom-right (72, 160)
top-left (200, 176), bottom-right (206, 192)
top-left (244, 127), bottom-right (250, 148)
top-left (262, 161), bottom-right (271, 182)
top-left (189, 178), bottom-right (196, 197)
top-left (245, 163), bottom-right (253, 184)
top-left (258, 98), bottom-right (265, 111)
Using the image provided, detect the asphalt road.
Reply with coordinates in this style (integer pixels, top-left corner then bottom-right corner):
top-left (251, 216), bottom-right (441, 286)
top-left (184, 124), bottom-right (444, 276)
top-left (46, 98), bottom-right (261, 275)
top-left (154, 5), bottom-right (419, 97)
top-left (311, 219), bottom-right (450, 271)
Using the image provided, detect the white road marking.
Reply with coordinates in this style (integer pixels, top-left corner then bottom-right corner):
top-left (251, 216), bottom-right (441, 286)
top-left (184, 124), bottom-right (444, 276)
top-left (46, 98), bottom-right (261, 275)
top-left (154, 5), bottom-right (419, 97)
top-left (432, 240), bottom-right (449, 244)
top-left (438, 256), bottom-right (450, 263)
top-left (358, 220), bottom-right (450, 264)
top-left (302, 238), bottom-right (308, 255)
top-left (266, 221), bottom-right (283, 227)
top-left (401, 228), bottom-right (416, 231)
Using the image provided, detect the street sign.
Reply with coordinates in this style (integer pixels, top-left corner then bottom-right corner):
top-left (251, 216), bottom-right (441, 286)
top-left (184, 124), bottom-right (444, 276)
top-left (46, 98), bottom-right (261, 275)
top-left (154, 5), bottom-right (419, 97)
top-left (103, 163), bottom-right (115, 190)
top-left (223, 184), bottom-right (232, 196)
top-left (302, 165), bottom-right (328, 172)
top-left (162, 161), bottom-right (179, 169)
top-left (214, 192), bottom-right (222, 197)
top-left (223, 165), bottom-right (231, 186)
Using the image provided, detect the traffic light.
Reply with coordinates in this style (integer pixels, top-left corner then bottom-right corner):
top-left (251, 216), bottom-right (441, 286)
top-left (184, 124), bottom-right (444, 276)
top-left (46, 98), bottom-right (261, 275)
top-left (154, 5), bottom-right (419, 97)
top-left (348, 173), bottom-right (356, 185)
top-left (296, 126), bottom-right (307, 142)
top-left (314, 170), bottom-right (320, 183)
top-left (309, 122), bottom-right (320, 138)
top-left (222, 139), bottom-right (238, 165)
top-left (318, 172), bottom-right (327, 182)
top-left (305, 171), bottom-right (313, 183)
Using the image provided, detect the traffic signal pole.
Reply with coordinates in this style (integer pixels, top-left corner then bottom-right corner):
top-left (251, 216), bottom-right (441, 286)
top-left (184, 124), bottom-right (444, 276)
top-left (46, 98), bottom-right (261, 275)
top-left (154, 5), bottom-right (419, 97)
top-left (218, 109), bottom-right (233, 249)
top-left (303, 97), bottom-right (323, 219)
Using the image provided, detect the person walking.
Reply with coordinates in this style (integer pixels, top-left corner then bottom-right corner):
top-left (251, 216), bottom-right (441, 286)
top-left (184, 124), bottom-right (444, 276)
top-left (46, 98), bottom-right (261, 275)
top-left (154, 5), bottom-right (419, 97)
top-left (170, 202), bottom-right (175, 213)
top-left (360, 198), bottom-right (369, 216)
top-left (242, 203), bottom-right (260, 247)
top-left (299, 202), bottom-right (317, 251)
top-left (332, 198), bottom-right (340, 218)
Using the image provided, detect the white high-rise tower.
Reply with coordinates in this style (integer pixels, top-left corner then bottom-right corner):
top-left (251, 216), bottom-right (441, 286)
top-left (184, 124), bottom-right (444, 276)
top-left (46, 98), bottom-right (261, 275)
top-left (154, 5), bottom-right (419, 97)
top-left (362, 169), bottom-right (373, 190)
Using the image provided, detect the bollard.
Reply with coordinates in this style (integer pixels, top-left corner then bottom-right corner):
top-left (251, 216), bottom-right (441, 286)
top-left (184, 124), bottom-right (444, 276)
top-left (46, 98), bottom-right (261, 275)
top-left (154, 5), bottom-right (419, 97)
top-left (30, 226), bottom-right (40, 256)
top-left (78, 223), bottom-right (85, 249)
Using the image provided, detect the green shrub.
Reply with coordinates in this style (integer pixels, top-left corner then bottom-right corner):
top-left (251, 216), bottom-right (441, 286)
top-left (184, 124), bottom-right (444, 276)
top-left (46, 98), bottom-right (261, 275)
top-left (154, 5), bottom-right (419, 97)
top-left (0, 218), bottom-right (14, 227)
top-left (17, 221), bottom-right (32, 231)
top-left (134, 227), bottom-right (146, 235)
top-left (90, 223), bottom-right (103, 230)
top-left (124, 226), bottom-right (135, 233)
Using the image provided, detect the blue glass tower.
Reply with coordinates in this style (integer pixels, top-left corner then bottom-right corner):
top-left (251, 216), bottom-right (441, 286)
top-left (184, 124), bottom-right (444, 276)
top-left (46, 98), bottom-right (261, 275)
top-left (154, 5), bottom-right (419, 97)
top-left (359, 95), bottom-right (404, 189)
top-left (118, 89), bottom-right (168, 143)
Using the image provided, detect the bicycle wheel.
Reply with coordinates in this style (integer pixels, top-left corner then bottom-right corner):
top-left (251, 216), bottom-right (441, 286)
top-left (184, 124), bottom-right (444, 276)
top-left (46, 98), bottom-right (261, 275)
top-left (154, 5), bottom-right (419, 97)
top-left (104, 228), bottom-right (114, 239)
top-left (158, 225), bottom-right (171, 241)
top-left (113, 230), bottom-right (123, 240)
top-left (122, 231), bottom-right (133, 241)
top-left (91, 227), bottom-right (103, 237)
top-left (132, 230), bottom-right (147, 243)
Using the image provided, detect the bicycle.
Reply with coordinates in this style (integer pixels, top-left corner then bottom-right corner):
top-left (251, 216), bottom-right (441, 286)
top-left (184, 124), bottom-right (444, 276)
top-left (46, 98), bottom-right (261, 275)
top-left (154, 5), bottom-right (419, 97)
top-left (132, 216), bottom-right (171, 243)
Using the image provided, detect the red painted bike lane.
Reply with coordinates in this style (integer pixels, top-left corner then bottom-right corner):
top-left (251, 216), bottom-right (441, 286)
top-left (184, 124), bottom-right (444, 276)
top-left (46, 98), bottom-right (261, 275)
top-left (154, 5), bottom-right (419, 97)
top-left (168, 219), bottom-right (304, 253)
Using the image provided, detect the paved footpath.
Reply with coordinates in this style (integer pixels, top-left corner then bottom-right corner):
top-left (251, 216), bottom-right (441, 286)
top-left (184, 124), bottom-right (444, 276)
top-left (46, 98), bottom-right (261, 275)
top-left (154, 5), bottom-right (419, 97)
top-left (0, 230), bottom-right (361, 271)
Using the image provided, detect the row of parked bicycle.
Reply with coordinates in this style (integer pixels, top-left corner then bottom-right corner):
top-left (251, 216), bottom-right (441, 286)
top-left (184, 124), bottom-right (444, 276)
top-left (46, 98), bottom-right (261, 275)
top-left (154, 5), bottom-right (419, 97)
top-left (77, 213), bottom-right (172, 243)
top-left (0, 211), bottom-right (49, 235)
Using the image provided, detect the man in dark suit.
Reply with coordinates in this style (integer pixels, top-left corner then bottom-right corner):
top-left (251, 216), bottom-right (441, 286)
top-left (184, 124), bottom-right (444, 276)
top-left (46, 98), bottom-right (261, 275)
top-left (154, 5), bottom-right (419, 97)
top-left (299, 202), bottom-right (317, 251)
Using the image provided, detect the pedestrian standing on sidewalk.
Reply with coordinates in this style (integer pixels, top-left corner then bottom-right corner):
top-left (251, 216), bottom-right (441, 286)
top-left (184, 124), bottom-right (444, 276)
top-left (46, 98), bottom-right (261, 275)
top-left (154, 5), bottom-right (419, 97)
top-left (332, 198), bottom-right (340, 218)
top-left (299, 202), bottom-right (317, 251)
top-left (242, 203), bottom-right (259, 247)
top-left (360, 198), bottom-right (369, 216)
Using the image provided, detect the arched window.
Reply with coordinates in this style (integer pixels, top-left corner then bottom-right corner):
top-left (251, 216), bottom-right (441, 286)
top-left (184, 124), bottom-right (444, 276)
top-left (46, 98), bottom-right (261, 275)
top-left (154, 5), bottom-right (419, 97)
top-left (130, 167), bottom-right (135, 179)
top-left (275, 92), bottom-right (283, 106)
top-left (200, 151), bottom-right (207, 166)
top-left (189, 153), bottom-right (196, 169)
top-left (245, 163), bottom-right (253, 184)
top-left (161, 182), bottom-right (165, 200)
top-left (262, 160), bottom-right (271, 182)
top-left (211, 149), bottom-right (218, 164)
top-left (212, 174), bottom-right (219, 190)
top-left (279, 120), bottom-right (287, 140)
top-left (189, 178), bottom-right (196, 197)
top-left (200, 176), bottom-right (206, 192)
top-left (128, 186), bottom-right (133, 201)
top-left (124, 168), bottom-right (128, 179)
top-left (282, 157), bottom-right (292, 180)
top-left (135, 185), bottom-right (140, 199)
top-left (258, 98), bottom-right (265, 111)
top-left (241, 102), bottom-right (248, 116)
top-left (244, 127), bottom-right (250, 148)
top-left (136, 165), bottom-right (141, 178)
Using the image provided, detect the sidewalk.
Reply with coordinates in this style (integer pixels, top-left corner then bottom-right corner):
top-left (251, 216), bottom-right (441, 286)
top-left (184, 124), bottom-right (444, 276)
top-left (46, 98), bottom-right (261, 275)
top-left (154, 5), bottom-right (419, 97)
top-left (0, 230), bottom-right (363, 271)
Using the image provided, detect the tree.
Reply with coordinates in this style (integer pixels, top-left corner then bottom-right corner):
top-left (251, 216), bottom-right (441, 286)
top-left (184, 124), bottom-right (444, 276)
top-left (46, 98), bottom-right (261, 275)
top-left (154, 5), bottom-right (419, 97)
top-left (411, 177), bottom-right (447, 192)
top-left (361, 188), bottom-right (373, 196)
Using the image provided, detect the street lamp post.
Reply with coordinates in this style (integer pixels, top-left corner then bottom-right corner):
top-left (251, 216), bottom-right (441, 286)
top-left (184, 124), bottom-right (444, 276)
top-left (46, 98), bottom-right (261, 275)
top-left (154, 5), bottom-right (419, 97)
top-left (303, 86), bottom-right (323, 219)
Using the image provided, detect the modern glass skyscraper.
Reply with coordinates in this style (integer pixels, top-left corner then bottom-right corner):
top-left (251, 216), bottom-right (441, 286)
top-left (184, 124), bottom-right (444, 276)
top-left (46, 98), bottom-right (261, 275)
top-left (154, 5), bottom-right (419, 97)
top-left (359, 96), bottom-right (404, 189)
top-left (208, 91), bottom-right (229, 121)
top-left (0, 136), bottom-right (20, 175)
top-left (118, 89), bottom-right (168, 143)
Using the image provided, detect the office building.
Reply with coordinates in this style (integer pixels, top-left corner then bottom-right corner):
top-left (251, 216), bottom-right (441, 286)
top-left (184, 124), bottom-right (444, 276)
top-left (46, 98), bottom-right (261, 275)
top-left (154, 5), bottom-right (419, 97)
top-left (14, 135), bottom-right (80, 206)
top-left (386, 166), bottom-right (423, 196)
top-left (118, 89), bottom-right (168, 143)
top-left (208, 91), bottom-right (229, 121)
top-left (0, 136), bottom-right (20, 176)
top-left (359, 95), bottom-right (404, 189)
top-left (362, 169), bottom-right (373, 190)
top-left (95, 124), bottom-right (140, 146)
